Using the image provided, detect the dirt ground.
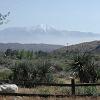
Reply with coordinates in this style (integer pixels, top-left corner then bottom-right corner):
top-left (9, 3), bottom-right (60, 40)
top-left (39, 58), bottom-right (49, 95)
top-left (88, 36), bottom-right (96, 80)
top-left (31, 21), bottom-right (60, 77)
top-left (0, 96), bottom-right (100, 100)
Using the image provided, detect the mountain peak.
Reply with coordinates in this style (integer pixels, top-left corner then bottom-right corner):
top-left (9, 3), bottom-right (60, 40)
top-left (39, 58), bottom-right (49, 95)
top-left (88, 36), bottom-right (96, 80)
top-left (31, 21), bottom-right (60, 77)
top-left (32, 24), bottom-right (55, 32)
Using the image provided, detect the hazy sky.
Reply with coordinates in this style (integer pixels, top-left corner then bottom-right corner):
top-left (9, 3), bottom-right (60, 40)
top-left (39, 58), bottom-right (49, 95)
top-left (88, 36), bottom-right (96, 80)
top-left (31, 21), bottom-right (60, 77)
top-left (1, 0), bottom-right (100, 33)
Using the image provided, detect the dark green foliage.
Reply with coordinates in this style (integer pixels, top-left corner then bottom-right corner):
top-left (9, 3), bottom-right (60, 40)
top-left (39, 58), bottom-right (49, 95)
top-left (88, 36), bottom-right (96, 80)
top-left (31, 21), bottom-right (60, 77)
top-left (10, 61), bottom-right (33, 81)
top-left (35, 51), bottom-right (48, 58)
top-left (5, 49), bottom-right (12, 56)
top-left (10, 60), bottom-right (54, 83)
top-left (5, 49), bottom-right (34, 59)
top-left (5, 49), bottom-right (19, 59)
top-left (0, 68), bottom-right (12, 80)
top-left (0, 56), bottom-right (12, 68)
top-left (69, 52), bottom-right (98, 83)
top-left (34, 60), bottom-right (54, 83)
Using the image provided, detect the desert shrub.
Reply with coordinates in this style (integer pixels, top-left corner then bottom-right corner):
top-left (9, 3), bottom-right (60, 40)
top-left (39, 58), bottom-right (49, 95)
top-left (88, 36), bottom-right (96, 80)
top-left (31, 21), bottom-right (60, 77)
top-left (33, 60), bottom-right (54, 83)
top-left (0, 68), bottom-right (12, 79)
top-left (10, 60), bottom-right (54, 84)
top-left (76, 86), bottom-right (97, 95)
top-left (0, 57), bottom-right (12, 67)
top-left (10, 60), bottom-right (33, 81)
top-left (68, 52), bottom-right (98, 83)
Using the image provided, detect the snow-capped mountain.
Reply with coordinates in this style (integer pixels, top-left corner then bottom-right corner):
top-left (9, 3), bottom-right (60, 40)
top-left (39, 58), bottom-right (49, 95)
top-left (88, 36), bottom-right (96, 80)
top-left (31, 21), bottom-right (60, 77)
top-left (32, 24), bottom-right (56, 32)
top-left (0, 24), bottom-right (100, 45)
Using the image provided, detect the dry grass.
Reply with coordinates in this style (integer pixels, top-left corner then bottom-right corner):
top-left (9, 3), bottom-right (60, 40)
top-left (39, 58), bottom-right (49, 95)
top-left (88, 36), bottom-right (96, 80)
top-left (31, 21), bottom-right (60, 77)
top-left (18, 86), bottom-right (71, 95)
top-left (18, 86), bottom-right (100, 95)
top-left (0, 85), bottom-right (100, 100)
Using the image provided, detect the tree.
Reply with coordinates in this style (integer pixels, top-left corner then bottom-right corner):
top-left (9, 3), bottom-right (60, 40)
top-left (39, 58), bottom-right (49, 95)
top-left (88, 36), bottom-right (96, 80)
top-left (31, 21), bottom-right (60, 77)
top-left (69, 52), bottom-right (98, 83)
top-left (5, 49), bottom-right (12, 57)
top-left (35, 51), bottom-right (48, 58)
top-left (0, 12), bottom-right (10, 25)
top-left (26, 50), bottom-right (33, 59)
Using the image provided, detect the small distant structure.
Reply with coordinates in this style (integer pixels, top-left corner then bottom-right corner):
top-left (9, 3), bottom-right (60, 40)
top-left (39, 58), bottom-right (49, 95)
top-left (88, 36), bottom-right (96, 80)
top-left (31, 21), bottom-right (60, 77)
top-left (66, 43), bottom-right (69, 53)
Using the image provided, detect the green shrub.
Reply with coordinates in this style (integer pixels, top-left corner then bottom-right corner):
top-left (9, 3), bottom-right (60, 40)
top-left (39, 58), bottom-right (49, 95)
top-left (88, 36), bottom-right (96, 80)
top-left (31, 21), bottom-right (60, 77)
top-left (10, 60), bottom-right (54, 83)
top-left (76, 86), bottom-right (97, 95)
top-left (0, 68), bottom-right (13, 79)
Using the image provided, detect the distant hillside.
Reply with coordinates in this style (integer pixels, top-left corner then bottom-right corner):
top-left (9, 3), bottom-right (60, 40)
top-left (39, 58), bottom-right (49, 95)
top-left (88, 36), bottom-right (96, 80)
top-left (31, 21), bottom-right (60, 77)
top-left (55, 40), bottom-right (100, 53)
top-left (0, 43), bottom-right (63, 52)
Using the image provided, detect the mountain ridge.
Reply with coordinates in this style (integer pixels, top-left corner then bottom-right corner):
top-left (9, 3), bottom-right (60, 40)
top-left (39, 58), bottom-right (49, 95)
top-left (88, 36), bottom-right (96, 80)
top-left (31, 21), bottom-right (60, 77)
top-left (55, 40), bottom-right (100, 53)
top-left (1, 25), bottom-right (100, 45)
top-left (0, 43), bottom-right (63, 52)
